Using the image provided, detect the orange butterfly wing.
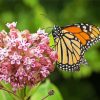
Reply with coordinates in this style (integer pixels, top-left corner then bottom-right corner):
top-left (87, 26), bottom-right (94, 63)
top-left (62, 26), bottom-right (91, 45)
top-left (62, 23), bottom-right (100, 46)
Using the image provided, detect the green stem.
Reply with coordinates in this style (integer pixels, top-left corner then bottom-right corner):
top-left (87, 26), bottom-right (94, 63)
top-left (0, 87), bottom-right (21, 100)
top-left (24, 83), bottom-right (40, 100)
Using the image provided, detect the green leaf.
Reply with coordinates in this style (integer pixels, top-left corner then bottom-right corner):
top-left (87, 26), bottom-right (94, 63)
top-left (24, 84), bottom-right (40, 100)
top-left (49, 34), bottom-right (54, 47)
top-left (0, 81), bottom-right (21, 100)
top-left (31, 79), bottom-right (63, 100)
top-left (0, 81), bottom-right (12, 90)
top-left (0, 90), bottom-right (13, 100)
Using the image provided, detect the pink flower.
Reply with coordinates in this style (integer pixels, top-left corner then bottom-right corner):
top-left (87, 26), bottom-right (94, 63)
top-left (0, 48), bottom-right (8, 60)
top-left (0, 22), bottom-right (57, 90)
top-left (9, 52), bottom-right (22, 65)
top-left (18, 39), bottom-right (31, 51)
top-left (23, 57), bottom-right (35, 65)
top-left (6, 22), bottom-right (17, 29)
top-left (37, 29), bottom-right (46, 35)
top-left (40, 66), bottom-right (50, 77)
top-left (50, 51), bottom-right (58, 61)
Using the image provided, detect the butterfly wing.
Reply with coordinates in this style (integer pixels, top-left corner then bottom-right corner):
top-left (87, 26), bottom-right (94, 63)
top-left (62, 23), bottom-right (100, 51)
top-left (54, 31), bottom-right (84, 71)
top-left (52, 23), bottom-right (100, 72)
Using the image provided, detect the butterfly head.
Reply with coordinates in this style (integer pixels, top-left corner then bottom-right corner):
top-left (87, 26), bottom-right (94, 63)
top-left (52, 25), bottom-right (62, 38)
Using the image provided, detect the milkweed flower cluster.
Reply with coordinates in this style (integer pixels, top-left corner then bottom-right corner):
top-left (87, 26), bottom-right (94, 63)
top-left (0, 22), bottom-right (57, 90)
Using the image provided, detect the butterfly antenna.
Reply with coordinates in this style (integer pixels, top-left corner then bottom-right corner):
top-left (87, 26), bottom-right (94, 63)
top-left (39, 13), bottom-right (55, 36)
top-left (40, 13), bottom-right (48, 18)
top-left (46, 27), bottom-right (53, 36)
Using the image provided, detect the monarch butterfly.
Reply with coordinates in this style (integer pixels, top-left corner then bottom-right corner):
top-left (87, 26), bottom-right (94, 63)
top-left (52, 23), bottom-right (100, 72)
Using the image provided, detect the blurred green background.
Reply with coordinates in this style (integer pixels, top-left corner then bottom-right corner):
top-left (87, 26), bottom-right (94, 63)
top-left (0, 0), bottom-right (100, 100)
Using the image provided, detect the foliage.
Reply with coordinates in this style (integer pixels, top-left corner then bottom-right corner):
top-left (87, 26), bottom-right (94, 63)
top-left (31, 80), bottom-right (63, 100)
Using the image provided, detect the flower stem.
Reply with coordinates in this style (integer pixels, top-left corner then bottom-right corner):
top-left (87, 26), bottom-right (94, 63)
top-left (0, 87), bottom-right (21, 100)
top-left (41, 90), bottom-right (55, 100)
top-left (24, 83), bottom-right (40, 100)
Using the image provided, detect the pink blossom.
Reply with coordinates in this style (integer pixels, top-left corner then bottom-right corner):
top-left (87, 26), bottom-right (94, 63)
top-left (6, 22), bottom-right (17, 29)
top-left (18, 39), bottom-right (31, 51)
top-left (0, 48), bottom-right (8, 60)
top-left (0, 22), bottom-right (57, 90)
top-left (9, 52), bottom-right (22, 65)
top-left (37, 29), bottom-right (46, 35)
top-left (40, 66), bottom-right (50, 77)
top-left (50, 51), bottom-right (58, 61)
top-left (23, 57), bottom-right (35, 65)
